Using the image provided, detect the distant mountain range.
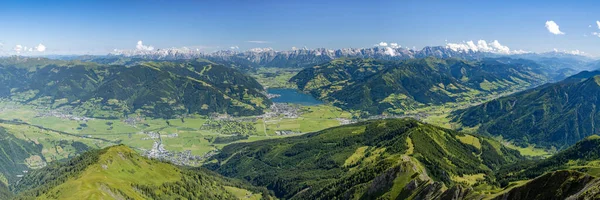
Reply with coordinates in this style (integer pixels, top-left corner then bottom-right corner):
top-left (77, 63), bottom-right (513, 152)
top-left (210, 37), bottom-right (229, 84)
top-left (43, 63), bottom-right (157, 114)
top-left (105, 46), bottom-right (596, 71)
top-left (452, 70), bottom-right (600, 149)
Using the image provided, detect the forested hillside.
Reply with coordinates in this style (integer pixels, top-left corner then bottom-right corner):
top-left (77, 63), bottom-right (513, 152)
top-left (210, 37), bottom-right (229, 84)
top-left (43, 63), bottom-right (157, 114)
top-left (0, 127), bottom-right (43, 185)
top-left (452, 71), bottom-right (600, 149)
top-left (11, 145), bottom-right (272, 199)
top-left (206, 118), bottom-right (522, 199)
top-left (291, 57), bottom-right (550, 114)
top-left (0, 58), bottom-right (270, 118)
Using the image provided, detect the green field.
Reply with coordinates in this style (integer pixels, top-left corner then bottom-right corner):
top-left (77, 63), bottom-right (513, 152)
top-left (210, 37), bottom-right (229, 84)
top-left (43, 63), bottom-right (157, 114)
top-left (251, 68), bottom-right (300, 89)
top-left (0, 100), bottom-right (354, 169)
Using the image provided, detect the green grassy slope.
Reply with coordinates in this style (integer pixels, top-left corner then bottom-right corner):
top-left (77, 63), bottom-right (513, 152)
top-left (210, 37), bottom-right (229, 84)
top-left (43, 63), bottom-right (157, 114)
top-left (290, 57), bottom-right (549, 115)
top-left (12, 145), bottom-right (271, 200)
top-left (497, 135), bottom-right (600, 182)
top-left (492, 170), bottom-right (596, 200)
top-left (0, 182), bottom-right (13, 200)
top-left (206, 118), bottom-right (522, 199)
top-left (0, 127), bottom-right (44, 185)
top-left (0, 58), bottom-right (270, 118)
top-left (452, 71), bottom-right (600, 149)
top-left (491, 136), bottom-right (600, 199)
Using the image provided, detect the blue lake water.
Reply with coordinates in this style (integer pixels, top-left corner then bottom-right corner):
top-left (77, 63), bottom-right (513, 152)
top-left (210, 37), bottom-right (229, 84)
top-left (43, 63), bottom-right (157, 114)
top-left (267, 89), bottom-right (323, 106)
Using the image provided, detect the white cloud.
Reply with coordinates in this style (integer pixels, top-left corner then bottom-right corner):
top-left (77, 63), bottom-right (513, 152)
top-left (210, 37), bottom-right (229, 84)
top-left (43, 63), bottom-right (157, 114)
top-left (569, 49), bottom-right (584, 55)
top-left (384, 47), bottom-right (396, 56)
top-left (593, 32), bottom-right (600, 38)
top-left (229, 46), bottom-right (239, 50)
top-left (596, 21), bottom-right (600, 29)
top-left (553, 48), bottom-right (586, 55)
top-left (249, 47), bottom-right (273, 52)
top-left (376, 42), bottom-right (401, 48)
top-left (136, 40), bottom-right (154, 51)
top-left (445, 40), bottom-right (526, 54)
top-left (545, 20), bottom-right (565, 35)
top-left (246, 40), bottom-right (271, 44)
top-left (291, 46), bottom-right (298, 50)
top-left (14, 45), bottom-right (23, 53)
top-left (35, 44), bottom-right (46, 52)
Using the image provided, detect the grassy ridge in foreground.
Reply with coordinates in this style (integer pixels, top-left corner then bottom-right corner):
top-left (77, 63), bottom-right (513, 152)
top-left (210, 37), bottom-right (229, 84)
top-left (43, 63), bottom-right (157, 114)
top-left (207, 118), bottom-right (522, 199)
top-left (12, 145), bottom-right (271, 200)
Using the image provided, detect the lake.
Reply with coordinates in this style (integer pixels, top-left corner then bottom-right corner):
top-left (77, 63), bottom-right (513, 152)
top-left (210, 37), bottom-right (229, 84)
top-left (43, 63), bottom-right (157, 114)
top-left (267, 88), bottom-right (323, 106)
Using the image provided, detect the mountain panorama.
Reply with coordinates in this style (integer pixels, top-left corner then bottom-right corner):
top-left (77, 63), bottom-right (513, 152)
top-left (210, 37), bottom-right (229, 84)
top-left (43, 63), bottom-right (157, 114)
top-left (109, 45), bottom-right (596, 69)
top-left (4, 1), bottom-right (600, 200)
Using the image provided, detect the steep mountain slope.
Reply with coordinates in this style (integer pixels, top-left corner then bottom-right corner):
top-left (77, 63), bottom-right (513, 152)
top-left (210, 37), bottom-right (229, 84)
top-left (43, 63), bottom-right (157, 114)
top-left (11, 145), bottom-right (271, 200)
top-left (290, 57), bottom-right (549, 114)
top-left (0, 127), bottom-right (43, 185)
top-left (497, 135), bottom-right (600, 182)
top-left (0, 58), bottom-right (270, 118)
top-left (492, 136), bottom-right (600, 200)
top-left (0, 182), bottom-right (12, 200)
top-left (206, 118), bottom-right (522, 199)
top-left (493, 170), bottom-right (596, 200)
top-left (452, 71), bottom-right (600, 149)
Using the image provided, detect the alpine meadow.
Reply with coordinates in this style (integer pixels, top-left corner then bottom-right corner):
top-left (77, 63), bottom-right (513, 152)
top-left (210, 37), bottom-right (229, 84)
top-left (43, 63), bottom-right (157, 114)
top-left (2, 0), bottom-right (600, 200)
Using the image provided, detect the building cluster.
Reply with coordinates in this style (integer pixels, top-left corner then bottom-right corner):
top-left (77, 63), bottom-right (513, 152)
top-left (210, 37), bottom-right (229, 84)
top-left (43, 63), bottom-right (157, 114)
top-left (36, 110), bottom-right (92, 121)
top-left (266, 93), bottom-right (281, 99)
top-left (336, 118), bottom-right (355, 125)
top-left (141, 131), bottom-right (160, 140)
top-left (123, 116), bottom-right (143, 126)
top-left (143, 139), bottom-right (212, 166)
top-left (275, 130), bottom-right (301, 136)
top-left (262, 103), bottom-right (300, 118)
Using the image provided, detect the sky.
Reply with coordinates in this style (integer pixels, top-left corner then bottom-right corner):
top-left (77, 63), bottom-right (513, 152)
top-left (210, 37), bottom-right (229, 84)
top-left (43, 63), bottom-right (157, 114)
top-left (1, 0), bottom-right (600, 56)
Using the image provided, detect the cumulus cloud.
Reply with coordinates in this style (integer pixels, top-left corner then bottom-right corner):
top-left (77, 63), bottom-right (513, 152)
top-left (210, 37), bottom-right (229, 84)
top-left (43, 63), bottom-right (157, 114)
top-left (136, 40), bottom-right (154, 51)
top-left (14, 45), bottom-right (23, 53)
top-left (291, 46), bottom-right (298, 50)
top-left (554, 48), bottom-right (585, 55)
top-left (445, 40), bottom-right (526, 54)
top-left (246, 40), bottom-right (271, 44)
top-left (384, 47), bottom-right (396, 56)
top-left (545, 21), bottom-right (565, 35)
top-left (249, 47), bottom-right (273, 52)
top-left (569, 49), bottom-right (584, 55)
top-left (35, 44), bottom-right (46, 52)
top-left (229, 46), bottom-right (239, 50)
top-left (591, 21), bottom-right (600, 38)
top-left (376, 42), bottom-right (401, 48)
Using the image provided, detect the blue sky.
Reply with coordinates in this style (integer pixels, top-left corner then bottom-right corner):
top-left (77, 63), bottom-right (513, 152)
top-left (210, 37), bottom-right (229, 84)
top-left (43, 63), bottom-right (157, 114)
top-left (1, 0), bottom-right (600, 56)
